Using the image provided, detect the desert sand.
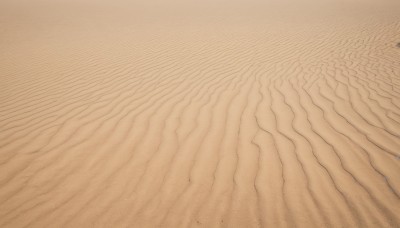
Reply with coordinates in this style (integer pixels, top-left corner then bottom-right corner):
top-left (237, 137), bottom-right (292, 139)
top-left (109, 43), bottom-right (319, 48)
top-left (1, 0), bottom-right (400, 227)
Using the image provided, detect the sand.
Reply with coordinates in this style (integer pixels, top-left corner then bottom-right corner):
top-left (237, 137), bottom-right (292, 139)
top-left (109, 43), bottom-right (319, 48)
top-left (1, 0), bottom-right (400, 227)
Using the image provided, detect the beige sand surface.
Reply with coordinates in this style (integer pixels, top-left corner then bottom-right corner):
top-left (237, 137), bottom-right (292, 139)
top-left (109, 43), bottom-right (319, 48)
top-left (1, 0), bottom-right (400, 227)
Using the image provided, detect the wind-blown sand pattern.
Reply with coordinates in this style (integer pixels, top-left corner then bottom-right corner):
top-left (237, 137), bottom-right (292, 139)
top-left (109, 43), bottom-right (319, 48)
top-left (1, 0), bottom-right (400, 227)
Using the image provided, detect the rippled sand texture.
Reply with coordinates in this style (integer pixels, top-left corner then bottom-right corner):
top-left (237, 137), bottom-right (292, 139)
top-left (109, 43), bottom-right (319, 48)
top-left (1, 0), bottom-right (400, 227)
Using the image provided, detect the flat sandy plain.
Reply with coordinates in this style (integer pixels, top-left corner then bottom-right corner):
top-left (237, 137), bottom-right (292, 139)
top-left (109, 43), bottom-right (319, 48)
top-left (1, 0), bottom-right (400, 227)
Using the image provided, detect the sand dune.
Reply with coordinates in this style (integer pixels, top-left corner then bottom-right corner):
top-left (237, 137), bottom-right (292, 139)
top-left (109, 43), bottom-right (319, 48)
top-left (1, 0), bottom-right (400, 227)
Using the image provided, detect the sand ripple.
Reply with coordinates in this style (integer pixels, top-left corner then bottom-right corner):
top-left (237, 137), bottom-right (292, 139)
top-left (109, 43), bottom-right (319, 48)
top-left (0, 0), bottom-right (400, 227)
